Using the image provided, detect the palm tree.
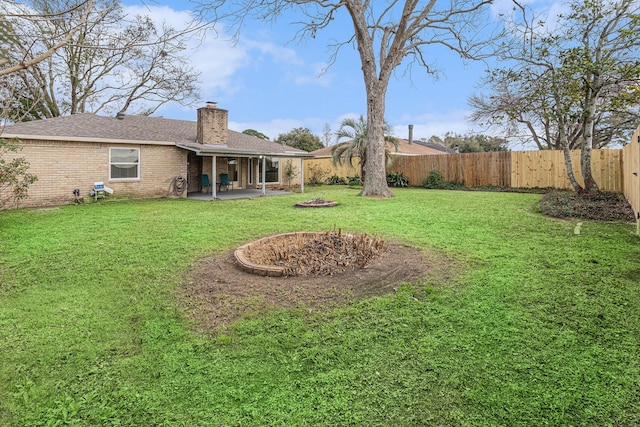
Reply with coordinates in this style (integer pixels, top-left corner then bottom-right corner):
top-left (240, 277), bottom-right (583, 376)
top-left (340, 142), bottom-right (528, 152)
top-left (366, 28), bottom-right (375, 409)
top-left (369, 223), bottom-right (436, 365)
top-left (331, 115), bottom-right (398, 185)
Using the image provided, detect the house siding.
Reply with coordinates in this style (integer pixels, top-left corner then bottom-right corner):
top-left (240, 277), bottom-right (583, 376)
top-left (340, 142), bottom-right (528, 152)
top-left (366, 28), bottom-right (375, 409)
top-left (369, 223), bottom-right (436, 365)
top-left (3, 139), bottom-right (187, 208)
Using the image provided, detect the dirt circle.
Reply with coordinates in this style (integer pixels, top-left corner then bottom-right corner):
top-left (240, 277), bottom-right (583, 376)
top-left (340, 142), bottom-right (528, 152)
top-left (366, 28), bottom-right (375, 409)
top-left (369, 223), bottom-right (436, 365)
top-left (234, 231), bottom-right (387, 277)
top-left (179, 242), bottom-right (459, 333)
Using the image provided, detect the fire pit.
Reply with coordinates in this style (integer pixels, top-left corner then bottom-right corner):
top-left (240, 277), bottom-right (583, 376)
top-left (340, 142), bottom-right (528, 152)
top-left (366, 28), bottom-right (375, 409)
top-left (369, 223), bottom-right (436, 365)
top-left (294, 198), bottom-right (338, 208)
top-left (234, 231), bottom-right (387, 277)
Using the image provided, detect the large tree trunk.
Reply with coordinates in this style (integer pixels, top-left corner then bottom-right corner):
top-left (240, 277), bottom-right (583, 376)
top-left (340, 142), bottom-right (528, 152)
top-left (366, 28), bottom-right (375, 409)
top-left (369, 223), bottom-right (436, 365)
top-left (361, 83), bottom-right (392, 198)
top-left (346, 0), bottom-right (392, 198)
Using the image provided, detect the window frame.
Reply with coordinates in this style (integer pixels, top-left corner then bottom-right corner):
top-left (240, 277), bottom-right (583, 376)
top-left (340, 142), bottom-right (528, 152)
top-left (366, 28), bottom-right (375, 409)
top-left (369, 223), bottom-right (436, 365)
top-left (258, 157), bottom-right (280, 184)
top-left (109, 147), bottom-right (140, 180)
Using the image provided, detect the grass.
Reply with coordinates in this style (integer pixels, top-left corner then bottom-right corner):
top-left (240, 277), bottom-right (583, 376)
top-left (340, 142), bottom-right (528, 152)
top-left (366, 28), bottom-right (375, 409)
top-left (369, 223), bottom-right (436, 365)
top-left (1, 187), bottom-right (639, 426)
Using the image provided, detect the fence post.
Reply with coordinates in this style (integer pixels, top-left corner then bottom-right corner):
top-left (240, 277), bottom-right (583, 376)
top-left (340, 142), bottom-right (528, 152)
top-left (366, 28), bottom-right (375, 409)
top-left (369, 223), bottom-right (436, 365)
top-left (637, 129), bottom-right (640, 236)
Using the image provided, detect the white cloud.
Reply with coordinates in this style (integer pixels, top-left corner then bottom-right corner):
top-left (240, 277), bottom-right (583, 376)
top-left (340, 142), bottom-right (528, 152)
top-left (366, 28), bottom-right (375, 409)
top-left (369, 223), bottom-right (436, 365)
top-left (123, 4), bottom-right (251, 95)
top-left (242, 39), bottom-right (304, 66)
top-left (393, 110), bottom-right (479, 140)
top-left (229, 118), bottom-right (308, 140)
top-left (290, 62), bottom-right (335, 87)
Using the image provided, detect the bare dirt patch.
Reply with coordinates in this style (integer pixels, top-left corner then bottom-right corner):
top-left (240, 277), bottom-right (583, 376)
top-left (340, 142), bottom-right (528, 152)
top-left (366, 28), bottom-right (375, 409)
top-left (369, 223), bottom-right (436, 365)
top-left (540, 191), bottom-right (635, 221)
top-left (179, 243), bottom-right (458, 333)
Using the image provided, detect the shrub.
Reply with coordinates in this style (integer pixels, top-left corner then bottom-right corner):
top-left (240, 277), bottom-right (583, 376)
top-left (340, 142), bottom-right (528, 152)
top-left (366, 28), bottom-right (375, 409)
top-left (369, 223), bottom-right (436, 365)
top-left (346, 175), bottom-right (361, 186)
top-left (307, 164), bottom-right (329, 186)
top-left (422, 169), bottom-right (447, 189)
top-left (283, 160), bottom-right (299, 188)
top-left (326, 174), bottom-right (346, 185)
top-left (1, 138), bottom-right (38, 208)
top-left (386, 171), bottom-right (409, 187)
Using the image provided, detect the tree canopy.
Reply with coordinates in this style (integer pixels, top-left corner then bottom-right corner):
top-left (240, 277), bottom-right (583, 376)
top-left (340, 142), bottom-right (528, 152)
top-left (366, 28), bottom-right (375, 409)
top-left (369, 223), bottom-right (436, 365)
top-left (275, 127), bottom-right (323, 152)
top-left (242, 129), bottom-right (269, 140)
top-left (433, 132), bottom-right (508, 153)
top-left (1, 0), bottom-right (201, 121)
top-left (0, 0), bottom-right (95, 76)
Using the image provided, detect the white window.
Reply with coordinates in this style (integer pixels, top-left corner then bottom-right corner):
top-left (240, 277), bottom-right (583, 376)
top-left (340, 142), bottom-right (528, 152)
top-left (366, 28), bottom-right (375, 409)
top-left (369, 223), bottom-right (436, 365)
top-left (110, 148), bottom-right (139, 180)
top-left (258, 157), bottom-right (279, 183)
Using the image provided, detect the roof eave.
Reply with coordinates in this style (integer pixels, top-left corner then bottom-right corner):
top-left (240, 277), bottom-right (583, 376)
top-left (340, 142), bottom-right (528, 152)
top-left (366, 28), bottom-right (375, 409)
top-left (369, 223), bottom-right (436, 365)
top-left (177, 144), bottom-right (315, 158)
top-left (2, 133), bottom-right (176, 146)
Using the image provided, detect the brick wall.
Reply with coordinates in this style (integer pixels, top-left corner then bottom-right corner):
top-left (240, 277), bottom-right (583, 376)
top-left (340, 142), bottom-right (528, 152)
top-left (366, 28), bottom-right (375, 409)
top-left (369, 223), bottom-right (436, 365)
top-left (2, 139), bottom-right (187, 208)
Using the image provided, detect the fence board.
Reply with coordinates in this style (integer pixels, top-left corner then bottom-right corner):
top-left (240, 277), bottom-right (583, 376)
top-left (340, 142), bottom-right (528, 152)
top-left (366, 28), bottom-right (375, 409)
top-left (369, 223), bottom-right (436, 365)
top-left (623, 127), bottom-right (640, 233)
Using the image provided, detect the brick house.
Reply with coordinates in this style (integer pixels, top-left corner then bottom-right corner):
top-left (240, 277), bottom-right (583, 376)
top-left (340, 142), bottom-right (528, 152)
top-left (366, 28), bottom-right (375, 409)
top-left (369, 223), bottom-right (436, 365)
top-left (1, 103), bottom-right (314, 208)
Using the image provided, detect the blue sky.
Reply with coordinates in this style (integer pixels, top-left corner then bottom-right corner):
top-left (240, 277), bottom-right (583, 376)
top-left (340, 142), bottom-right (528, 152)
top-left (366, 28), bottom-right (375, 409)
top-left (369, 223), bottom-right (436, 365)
top-left (122, 0), bottom-right (523, 144)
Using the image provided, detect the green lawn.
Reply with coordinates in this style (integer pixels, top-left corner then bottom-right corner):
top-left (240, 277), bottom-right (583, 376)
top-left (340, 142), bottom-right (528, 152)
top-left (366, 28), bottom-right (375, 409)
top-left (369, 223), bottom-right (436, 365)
top-left (1, 187), bottom-right (639, 426)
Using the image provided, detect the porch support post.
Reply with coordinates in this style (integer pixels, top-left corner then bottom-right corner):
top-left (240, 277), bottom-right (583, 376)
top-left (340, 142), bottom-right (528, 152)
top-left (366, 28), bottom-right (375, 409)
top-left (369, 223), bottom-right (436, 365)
top-left (261, 156), bottom-right (266, 196)
top-left (300, 157), bottom-right (305, 193)
top-left (211, 155), bottom-right (217, 199)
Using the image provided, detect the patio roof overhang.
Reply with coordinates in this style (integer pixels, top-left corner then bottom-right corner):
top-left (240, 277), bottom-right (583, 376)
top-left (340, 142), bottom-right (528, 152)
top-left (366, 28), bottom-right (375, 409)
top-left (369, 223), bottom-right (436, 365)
top-left (176, 143), bottom-right (315, 158)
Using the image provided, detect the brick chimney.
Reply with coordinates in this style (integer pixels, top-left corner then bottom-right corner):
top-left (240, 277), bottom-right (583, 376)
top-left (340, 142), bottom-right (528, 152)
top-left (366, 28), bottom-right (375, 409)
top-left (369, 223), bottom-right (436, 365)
top-left (197, 102), bottom-right (228, 145)
top-left (408, 124), bottom-right (414, 145)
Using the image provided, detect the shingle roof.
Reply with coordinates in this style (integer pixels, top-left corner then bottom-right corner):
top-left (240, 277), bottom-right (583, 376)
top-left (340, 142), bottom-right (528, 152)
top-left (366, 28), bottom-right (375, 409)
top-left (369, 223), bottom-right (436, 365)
top-left (2, 113), bottom-right (313, 157)
top-left (310, 138), bottom-right (451, 157)
top-left (2, 113), bottom-right (196, 145)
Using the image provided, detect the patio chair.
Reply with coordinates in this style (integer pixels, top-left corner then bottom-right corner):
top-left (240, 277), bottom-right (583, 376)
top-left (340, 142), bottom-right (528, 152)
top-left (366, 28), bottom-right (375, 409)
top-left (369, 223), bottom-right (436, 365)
top-left (201, 174), bottom-right (211, 193)
top-left (219, 173), bottom-right (233, 191)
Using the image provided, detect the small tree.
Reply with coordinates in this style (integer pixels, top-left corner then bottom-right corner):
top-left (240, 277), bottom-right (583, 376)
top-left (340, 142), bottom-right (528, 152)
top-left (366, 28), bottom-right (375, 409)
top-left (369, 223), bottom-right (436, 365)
top-left (332, 115), bottom-right (397, 186)
top-left (283, 159), bottom-right (299, 188)
top-left (0, 139), bottom-right (38, 208)
top-left (321, 123), bottom-right (332, 147)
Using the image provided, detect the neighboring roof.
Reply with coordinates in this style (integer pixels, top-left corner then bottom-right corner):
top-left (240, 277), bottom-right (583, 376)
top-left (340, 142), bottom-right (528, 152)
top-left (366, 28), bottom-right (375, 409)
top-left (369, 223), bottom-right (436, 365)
top-left (2, 113), bottom-right (313, 158)
top-left (413, 140), bottom-right (456, 154)
top-left (310, 138), bottom-right (452, 157)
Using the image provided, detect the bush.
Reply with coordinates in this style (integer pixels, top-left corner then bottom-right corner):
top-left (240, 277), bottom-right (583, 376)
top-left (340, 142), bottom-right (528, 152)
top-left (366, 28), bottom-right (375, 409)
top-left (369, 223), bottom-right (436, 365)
top-left (307, 164), bottom-right (329, 186)
top-left (422, 169), bottom-right (447, 189)
top-left (326, 174), bottom-right (346, 185)
top-left (346, 175), bottom-right (361, 186)
top-left (386, 171), bottom-right (409, 187)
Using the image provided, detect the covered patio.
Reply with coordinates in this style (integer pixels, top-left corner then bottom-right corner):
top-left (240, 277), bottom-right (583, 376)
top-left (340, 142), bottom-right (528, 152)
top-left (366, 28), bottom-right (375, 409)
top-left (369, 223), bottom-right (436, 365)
top-left (178, 134), bottom-right (314, 200)
top-left (187, 188), bottom-right (292, 201)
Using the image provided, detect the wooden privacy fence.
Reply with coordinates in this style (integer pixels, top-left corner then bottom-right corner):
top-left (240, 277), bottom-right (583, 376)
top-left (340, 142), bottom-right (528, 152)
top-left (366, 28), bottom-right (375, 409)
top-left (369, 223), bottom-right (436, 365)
top-left (623, 126), bottom-right (640, 233)
top-left (510, 149), bottom-right (623, 192)
top-left (305, 158), bottom-right (360, 180)
top-left (305, 149), bottom-right (623, 191)
top-left (388, 152), bottom-right (511, 187)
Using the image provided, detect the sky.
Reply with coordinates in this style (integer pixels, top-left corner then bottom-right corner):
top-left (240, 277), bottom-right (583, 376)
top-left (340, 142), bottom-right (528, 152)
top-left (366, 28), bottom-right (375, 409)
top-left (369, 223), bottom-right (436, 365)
top-left (120, 0), bottom-right (536, 146)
